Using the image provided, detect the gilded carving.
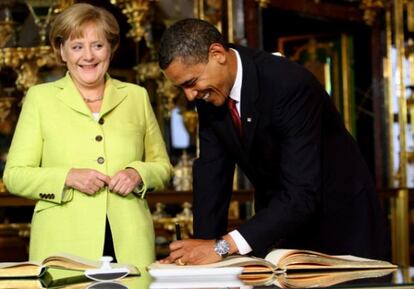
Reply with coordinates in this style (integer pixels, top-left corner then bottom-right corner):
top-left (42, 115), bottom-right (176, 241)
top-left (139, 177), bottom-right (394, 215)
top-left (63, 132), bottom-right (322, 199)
top-left (110, 0), bottom-right (157, 42)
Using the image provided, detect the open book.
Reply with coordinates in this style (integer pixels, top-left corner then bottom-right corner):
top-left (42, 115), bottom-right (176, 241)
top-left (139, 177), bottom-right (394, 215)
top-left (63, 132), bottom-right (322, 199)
top-left (241, 268), bottom-right (396, 288)
top-left (148, 249), bottom-right (396, 279)
top-left (149, 268), bottom-right (396, 289)
top-left (0, 253), bottom-right (140, 279)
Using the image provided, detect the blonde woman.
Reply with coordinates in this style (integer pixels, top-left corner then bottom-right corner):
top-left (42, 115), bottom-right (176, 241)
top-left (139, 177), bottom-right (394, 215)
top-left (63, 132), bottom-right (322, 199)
top-left (4, 3), bottom-right (172, 270)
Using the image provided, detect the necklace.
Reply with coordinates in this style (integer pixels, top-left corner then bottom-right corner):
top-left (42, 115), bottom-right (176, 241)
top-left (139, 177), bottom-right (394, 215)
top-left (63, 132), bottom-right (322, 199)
top-left (83, 96), bottom-right (103, 103)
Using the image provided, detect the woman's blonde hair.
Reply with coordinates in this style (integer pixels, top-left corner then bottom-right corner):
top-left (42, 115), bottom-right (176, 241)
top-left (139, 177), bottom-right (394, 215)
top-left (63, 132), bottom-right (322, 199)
top-left (49, 3), bottom-right (120, 63)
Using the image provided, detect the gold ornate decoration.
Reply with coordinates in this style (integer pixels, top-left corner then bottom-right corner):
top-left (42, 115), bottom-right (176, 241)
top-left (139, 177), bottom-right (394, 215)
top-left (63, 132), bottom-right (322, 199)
top-left (135, 61), bottom-right (180, 119)
top-left (109, 0), bottom-right (157, 43)
top-left (0, 21), bottom-right (14, 48)
top-left (26, 1), bottom-right (55, 45)
top-left (152, 202), bottom-right (194, 240)
top-left (52, 0), bottom-right (73, 14)
top-left (0, 46), bottom-right (57, 92)
top-left (26, 0), bottom-right (73, 45)
top-left (152, 202), bottom-right (170, 221)
top-left (196, 0), bottom-right (223, 31)
top-left (153, 202), bottom-right (194, 241)
top-left (182, 110), bottom-right (198, 138)
top-left (407, 0), bottom-right (414, 32)
top-left (135, 60), bottom-right (161, 81)
top-left (256, 0), bottom-right (269, 8)
top-left (360, 0), bottom-right (385, 26)
top-left (173, 151), bottom-right (193, 191)
top-left (0, 97), bottom-right (15, 123)
top-left (0, 6), bottom-right (15, 48)
top-left (0, 0), bottom-right (70, 93)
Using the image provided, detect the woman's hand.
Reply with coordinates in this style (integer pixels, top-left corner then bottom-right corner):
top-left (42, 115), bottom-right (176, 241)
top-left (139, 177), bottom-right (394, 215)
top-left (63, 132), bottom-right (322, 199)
top-left (109, 168), bottom-right (142, 196)
top-left (65, 168), bottom-right (110, 195)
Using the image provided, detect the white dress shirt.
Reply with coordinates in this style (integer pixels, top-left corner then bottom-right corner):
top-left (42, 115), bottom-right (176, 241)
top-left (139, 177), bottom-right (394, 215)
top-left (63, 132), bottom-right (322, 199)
top-left (227, 48), bottom-right (253, 255)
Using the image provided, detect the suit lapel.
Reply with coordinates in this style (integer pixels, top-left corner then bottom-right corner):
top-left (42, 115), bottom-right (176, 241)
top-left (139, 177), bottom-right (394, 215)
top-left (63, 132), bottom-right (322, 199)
top-left (209, 46), bottom-right (261, 159)
top-left (210, 105), bottom-right (258, 185)
top-left (202, 46), bottom-right (261, 185)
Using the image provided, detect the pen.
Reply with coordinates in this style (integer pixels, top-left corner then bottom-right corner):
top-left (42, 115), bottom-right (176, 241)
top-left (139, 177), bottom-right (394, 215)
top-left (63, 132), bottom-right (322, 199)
top-left (175, 222), bottom-right (181, 240)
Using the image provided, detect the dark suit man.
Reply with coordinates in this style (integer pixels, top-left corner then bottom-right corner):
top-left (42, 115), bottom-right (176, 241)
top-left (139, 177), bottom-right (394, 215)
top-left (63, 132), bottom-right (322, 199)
top-left (158, 18), bottom-right (388, 265)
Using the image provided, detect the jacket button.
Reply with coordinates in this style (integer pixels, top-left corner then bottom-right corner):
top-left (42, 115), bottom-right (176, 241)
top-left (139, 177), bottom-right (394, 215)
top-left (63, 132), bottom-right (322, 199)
top-left (95, 135), bottom-right (103, 142)
top-left (97, 157), bottom-right (105, 164)
top-left (98, 118), bottom-right (104, 125)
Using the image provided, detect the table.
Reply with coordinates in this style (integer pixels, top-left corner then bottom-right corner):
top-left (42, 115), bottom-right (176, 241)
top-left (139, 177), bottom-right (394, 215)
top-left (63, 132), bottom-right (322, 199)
top-left (9, 267), bottom-right (411, 289)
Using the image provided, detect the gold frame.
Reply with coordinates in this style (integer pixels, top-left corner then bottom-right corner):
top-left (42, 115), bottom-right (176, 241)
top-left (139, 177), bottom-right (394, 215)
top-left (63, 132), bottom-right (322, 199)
top-left (194, 0), bottom-right (235, 42)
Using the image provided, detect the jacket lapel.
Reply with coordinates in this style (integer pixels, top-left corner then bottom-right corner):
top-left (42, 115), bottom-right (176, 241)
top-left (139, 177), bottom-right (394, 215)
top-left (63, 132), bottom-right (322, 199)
top-left (210, 105), bottom-right (258, 185)
top-left (209, 103), bottom-right (245, 157)
top-left (99, 77), bottom-right (128, 117)
top-left (53, 73), bottom-right (128, 117)
top-left (54, 73), bottom-right (91, 116)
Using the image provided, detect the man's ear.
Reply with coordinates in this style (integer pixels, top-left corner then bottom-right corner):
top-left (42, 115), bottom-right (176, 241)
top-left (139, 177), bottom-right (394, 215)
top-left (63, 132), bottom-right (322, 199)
top-left (209, 43), bottom-right (227, 64)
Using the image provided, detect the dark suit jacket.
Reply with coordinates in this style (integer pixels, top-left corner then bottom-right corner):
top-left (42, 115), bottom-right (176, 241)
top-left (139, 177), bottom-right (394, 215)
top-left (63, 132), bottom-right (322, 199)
top-left (192, 45), bottom-right (389, 260)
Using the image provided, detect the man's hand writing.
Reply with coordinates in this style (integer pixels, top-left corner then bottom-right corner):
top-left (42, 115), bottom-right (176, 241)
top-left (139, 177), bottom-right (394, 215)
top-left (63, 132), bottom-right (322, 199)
top-left (159, 239), bottom-right (222, 265)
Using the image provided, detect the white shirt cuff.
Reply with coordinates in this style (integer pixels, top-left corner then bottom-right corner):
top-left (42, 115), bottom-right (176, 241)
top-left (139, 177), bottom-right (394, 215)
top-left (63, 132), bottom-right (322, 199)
top-left (229, 230), bottom-right (252, 255)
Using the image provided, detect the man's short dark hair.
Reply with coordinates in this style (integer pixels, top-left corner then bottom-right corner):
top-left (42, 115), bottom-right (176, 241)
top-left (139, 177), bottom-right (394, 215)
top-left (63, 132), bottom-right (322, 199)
top-left (158, 18), bottom-right (228, 70)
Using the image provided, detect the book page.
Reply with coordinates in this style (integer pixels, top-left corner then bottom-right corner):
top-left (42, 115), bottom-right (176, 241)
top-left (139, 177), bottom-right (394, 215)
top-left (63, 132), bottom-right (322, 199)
top-left (43, 253), bottom-right (140, 275)
top-left (42, 254), bottom-right (101, 271)
top-left (278, 268), bottom-right (396, 288)
top-left (148, 255), bottom-right (274, 271)
top-left (0, 261), bottom-right (44, 278)
top-left (264, 249), bottom-right (295, 268)
top-left (264, 249), bottom-right (396, 270)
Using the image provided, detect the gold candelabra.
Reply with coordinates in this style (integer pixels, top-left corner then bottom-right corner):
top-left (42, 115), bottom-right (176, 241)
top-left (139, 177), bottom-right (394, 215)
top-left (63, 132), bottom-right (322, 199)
top-left (153, 202), bottom-right (194, 240)
top-left (25, 0), bottom-right (74, 45)
top-left (110, 0), bottom-right (157, 42)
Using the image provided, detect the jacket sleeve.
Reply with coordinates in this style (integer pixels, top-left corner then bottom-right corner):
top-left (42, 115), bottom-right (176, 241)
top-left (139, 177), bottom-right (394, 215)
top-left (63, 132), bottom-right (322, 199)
top-left (3, 88), bottom-right (71, 204)
top-left (125, 89), bottom-right (173, 198)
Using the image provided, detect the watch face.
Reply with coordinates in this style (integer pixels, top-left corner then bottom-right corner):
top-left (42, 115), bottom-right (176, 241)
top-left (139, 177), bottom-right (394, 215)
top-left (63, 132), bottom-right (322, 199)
top-left (214, 239), bottom-right (230, 256)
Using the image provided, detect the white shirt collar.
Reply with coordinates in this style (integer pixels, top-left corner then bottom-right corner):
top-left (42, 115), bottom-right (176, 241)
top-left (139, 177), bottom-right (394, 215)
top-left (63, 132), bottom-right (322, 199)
top-left (229, 48), bottom-right (242, 113)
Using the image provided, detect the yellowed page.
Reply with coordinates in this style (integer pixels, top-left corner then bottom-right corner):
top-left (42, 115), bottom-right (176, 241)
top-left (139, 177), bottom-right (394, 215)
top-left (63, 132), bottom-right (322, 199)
top-left (264, 249), bottom-right (396, 270)
top-left (0, 261), bottom-right (44, 278)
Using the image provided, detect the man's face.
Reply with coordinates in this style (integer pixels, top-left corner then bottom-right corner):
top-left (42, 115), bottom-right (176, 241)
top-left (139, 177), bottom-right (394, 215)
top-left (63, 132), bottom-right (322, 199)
top-left (163, 53), bottom-right (231, 106)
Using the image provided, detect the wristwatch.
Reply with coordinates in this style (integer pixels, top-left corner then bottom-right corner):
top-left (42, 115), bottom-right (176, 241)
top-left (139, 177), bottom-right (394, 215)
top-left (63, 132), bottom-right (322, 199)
top-left (214, 238), bottom-right (230, 258)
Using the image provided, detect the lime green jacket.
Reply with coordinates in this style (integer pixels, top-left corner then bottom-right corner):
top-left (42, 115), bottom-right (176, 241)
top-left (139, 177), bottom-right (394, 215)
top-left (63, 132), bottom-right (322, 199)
top-left (3, 73), bottom-right (172, 270)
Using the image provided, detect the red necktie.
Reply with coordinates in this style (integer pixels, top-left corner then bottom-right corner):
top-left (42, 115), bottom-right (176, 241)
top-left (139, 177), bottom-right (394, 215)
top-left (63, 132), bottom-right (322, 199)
top-left (227, 98), bottom-right (242, 137)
